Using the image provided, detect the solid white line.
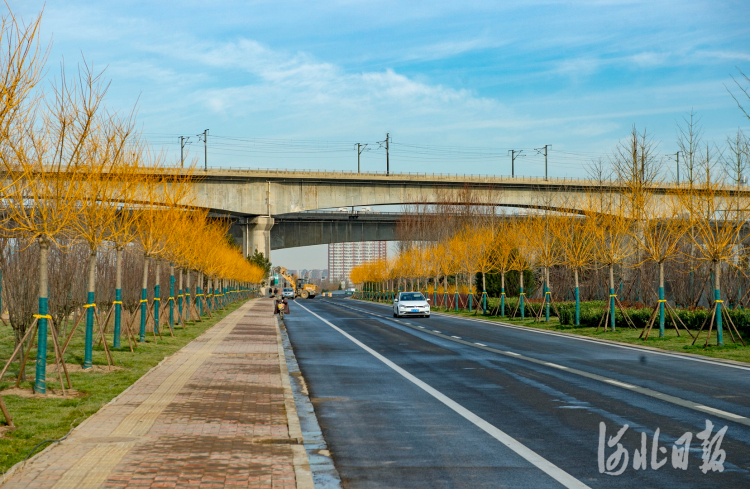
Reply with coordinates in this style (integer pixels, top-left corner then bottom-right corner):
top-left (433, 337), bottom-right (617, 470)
top-left (435, 309), bottom-right (750, 372)
top-left (695, 405), bottom-right (747, 420)
top-left (296, 302), bottom-right (591, 489)
top-left (605, 379), bottom-right (637, 389)
top-left (328, 300), bottom-right (750, 426)
top-left (349, 299), bottom-right (750, 372)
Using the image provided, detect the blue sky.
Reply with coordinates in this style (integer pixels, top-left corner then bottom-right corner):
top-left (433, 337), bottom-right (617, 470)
top-left (9, 1), bottom-right (750, 268)
top-left (9, 1), bottom-right (750, 178)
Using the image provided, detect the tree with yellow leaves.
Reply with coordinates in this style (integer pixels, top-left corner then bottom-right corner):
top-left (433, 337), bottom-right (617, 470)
top-left (490, 218), bottom-right (515, 317)
top-left (556, 214), bottom-right (597, 325)
top-left (523, 213), bottom-right (564, 322)
top-left (508, 217), bottom-right (533, 319)
top-left (679, 150), bottom-right (749, 346)
top-left (2, 64), bottom-right (106, 393)
top-left (631, 196), bottom-right (689, 338)
top-left (587, 193), bottom-right (634, 331)
top-left (72, 113), bottom-right (138, 368)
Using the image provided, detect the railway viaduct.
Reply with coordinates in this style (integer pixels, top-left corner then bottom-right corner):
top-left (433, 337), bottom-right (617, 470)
top-left (185, 168), bottom-right (697, 258)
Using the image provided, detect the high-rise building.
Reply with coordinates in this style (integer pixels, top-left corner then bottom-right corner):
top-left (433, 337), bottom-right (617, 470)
top-left (328, 241), bottom-right (387, 281)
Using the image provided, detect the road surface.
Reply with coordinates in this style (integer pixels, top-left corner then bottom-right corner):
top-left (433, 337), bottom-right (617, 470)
top-left (283, 297), bottom-right (750, 488)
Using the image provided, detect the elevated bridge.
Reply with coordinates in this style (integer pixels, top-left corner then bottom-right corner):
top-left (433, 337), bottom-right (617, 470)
top-left (188, 168), bottom-right (727, 257)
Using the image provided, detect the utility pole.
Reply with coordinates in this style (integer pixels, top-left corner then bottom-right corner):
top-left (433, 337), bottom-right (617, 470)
top-left (675, 151), bottom-right (682, 184)
top-left (508, 150), bottom-right (524, 177)
top-left (179, 136), bottom-right (191, 168)
top-left (386, 133), bottom-right (390, 176)
top-left (356, 143), bottom-right (369, 173)
top-left (197, 129), bottom-right (209, 171)
top-left (377, 134), bottom-right (390, 175)
top-left (535, 144), bottom-right (550, 181)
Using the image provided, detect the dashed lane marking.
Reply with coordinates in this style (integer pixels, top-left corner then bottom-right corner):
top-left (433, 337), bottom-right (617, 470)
top-left (296, 301), bottom-right (592, 489)
top-left (605, 379), bottom-right (637, 389)
top-left (320, 300), bottom-right (750, 428)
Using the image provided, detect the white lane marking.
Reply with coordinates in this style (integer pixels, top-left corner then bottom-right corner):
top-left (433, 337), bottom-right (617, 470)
top-left (297, 302), bottom-right (591, 489)
top-left (451, 336), bottom-right (461, 339)
top-left (326, 301), bottom-right (750, 426)
top-left (605, 379), bottom-right (637, 389)
top-left (695, 405), bottom-right (746, 420)
top-left (432, 308), bottom-right (750, 373)
top-left (475, 343), bottom-right (487, 347)
top-left (433, 330), bottom-right (441, 333)
top-left (545, 362), bottom-right (569, 370)
top-left (349, 299), bottom-right (750, 372)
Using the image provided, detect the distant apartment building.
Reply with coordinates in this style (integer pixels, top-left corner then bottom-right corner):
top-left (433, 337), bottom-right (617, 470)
top-left (328, 241), bottom-right (387, 282)
top-left (310, 269), bottom-right (326, 281)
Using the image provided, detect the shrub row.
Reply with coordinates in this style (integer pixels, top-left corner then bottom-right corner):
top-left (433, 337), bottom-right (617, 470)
top-left (556, 301), bottom-right (750, 335)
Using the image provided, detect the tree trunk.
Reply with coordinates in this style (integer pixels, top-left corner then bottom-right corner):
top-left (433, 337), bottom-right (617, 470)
top-left (715, 261), bottom-right (723, 346)
top-left (185, 269), bottom-right (191, 322)
top-left (519, 269), bottom-right (525, 319)
top-left (658, 261), bottom-right (665, 338)
top-left (113, 246), bottom-right (123, 348)
top-left (83, 248), bottom-right (97, 369)
top-left (154, 260), bottom-right (161, 334)
top-left (140, 255), bottom-right (150, 342)
top-left (609, 264), bottom-right (615, 332)
top-left (34, 237), bottom-right (51, 393)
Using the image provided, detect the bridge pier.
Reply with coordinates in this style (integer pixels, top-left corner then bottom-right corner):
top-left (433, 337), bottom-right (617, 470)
top-left (243, 216), bottom-right (275, 260)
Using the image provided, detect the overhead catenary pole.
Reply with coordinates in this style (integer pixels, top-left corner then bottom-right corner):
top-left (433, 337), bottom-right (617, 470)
top-left (386, 133), bottom-right (390, 176)
top-left (180, 136), bottom-right (190, 168)
top-left (197, 129), bottom-right (209, 171)
top-left (508, 150), bottom-right (524, 177)
top-left (534, 144), bottom-right (550, 181)
top-left (356, 143), bottom-right (368, 173)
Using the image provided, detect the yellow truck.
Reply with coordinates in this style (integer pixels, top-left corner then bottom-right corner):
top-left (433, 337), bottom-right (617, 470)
top-left (278, 267), bottom-right (317, 299)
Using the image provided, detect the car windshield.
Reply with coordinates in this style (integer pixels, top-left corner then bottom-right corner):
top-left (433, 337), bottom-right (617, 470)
top-left (400, 293), bottom-right (424, 301)
top-left (283, 288), bottom-right (293, 292)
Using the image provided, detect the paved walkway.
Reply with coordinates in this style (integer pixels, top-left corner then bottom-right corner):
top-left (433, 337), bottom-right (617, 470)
top-left (2, 299), bottom-right (313, 489)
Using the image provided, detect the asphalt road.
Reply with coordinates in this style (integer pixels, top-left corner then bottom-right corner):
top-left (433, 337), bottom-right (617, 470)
top-left (282, 297), bottom-right (750, 488)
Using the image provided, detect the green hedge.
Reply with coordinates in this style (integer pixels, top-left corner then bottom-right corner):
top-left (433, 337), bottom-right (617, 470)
top-left (359, 294), bottom-right (749, 336)
top-left (556, 301), bottom-right (750, 334)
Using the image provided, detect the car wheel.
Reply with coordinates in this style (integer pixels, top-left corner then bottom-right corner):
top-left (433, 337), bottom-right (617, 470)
top-left (393, 312), bottom-right (398, 318)
top-left (425, 314), bottom-right (430, 318)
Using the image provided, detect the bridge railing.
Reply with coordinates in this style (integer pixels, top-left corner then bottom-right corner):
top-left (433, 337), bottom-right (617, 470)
top-left (196, 166), bottom-right (611, 185)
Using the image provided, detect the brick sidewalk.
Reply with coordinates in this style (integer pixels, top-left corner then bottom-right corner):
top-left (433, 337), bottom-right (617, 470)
top-left (2, 299), bottom-right (313, 489)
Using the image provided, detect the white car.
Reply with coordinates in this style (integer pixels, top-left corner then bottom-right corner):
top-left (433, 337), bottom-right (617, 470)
top-left (282, 287), bottom-right (295, 298)
top-left (393, 292), bottom-right (431, 318)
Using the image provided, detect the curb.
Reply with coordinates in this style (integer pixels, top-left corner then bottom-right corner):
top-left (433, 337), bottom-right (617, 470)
top-left (275, 316), bottom-right (314, 489)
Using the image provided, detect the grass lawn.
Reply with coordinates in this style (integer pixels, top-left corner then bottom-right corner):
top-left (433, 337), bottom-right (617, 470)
top-left (427, 305), bottom-right (750, 364)
top-left (0, 299), bottom-right (248, 473)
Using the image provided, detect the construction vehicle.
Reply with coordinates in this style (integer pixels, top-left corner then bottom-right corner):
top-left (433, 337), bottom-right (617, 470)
top-left (277, 267), bottom-right (318, 299)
